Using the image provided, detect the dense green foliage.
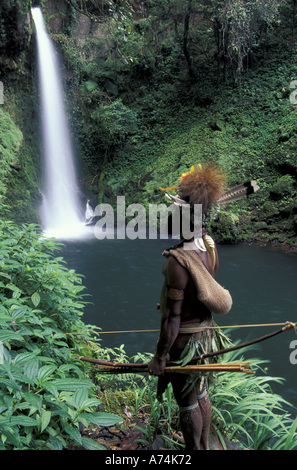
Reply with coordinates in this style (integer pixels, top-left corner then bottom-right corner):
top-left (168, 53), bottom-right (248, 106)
top-left (210, 348), bottom-right (297, 450)
top-left (0, 220), bottom-right (122, 450)
top-left (0, 219), bottom-right (296, 450)
top-left (0, 110), bottom-right (23, 205)
top-left (102, 345), bottom-right (297, 450)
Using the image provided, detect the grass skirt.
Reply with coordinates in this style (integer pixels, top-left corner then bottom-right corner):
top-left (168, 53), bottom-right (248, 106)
top-left (157, 321), bottom-right (231, 400)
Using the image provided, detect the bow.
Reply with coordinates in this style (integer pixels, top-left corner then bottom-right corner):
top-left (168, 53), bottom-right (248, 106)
top-left (75, 321), bottom-right (296, 374)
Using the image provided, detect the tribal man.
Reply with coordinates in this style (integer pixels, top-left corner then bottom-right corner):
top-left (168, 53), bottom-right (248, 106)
top-left (148, 163), bottom-right (236, 450)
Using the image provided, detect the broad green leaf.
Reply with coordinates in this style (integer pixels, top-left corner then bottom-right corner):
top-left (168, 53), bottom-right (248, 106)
top-left (32, 329), bottom-right (45, 338)
top-left (44, 385), bottom-right (58, 398)
top-left (10, 372), bottom-right (33, 386)
top-left (64, 424), bottom-right (82, 445)
top-left (58, 363), bottom-right (85, 378)
top-left (0, 427), bottom-right (21, 447)
top-left (38, 365), bottom-right (57, 380)
top-left (10, 308), bottom-right (28, 318)
top-left (40, 409), bottom-right (52, 433)
top-left (0, 415), bottom-right (37, 427)
top-left (53, 341), bottom-right (68, 347)
top-left (47, 435), bottom-right (64, 450)
top-left (0, 313), bottom-right (12, 321)
top-left (0, 330), bottom-right (23, 343)
top-left (23, 358), bottom-right (39, 380)
top-left (81, 436), bottom-right (106, 450)
top-left (81, 398), bottom-right (102, 409)
top-left (0, 378), bottom-right (21, 391)
top-left (49, 378), bottom-right (94, 391)
top-left (72, 388), bottom-right (88, 409)
top-left (0, 272), bottom-right (11, 280)
top-left (52, 332), bottom-right (66, 339)
top-left (31, 292), bottom-right (40, 307)
top-left (81, 412), bottom-right (123, 428)
top-left (72, 388), bottom-right (101, 411)
top-left (15, 352), bottom-right (39, 364)
top-left (23, 392), bottom-right (43, 412)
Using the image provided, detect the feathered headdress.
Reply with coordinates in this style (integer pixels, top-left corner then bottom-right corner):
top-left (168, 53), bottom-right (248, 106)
top-left (161, 162), bottom-right (259, 213)
top-left (161, 163), bottom-right (227, 213)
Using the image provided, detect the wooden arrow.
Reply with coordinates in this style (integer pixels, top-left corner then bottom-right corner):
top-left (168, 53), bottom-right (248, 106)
top-left (75, 359), bottom-right (254, 375)
top-left (75, 321), bottom-right (296, 374)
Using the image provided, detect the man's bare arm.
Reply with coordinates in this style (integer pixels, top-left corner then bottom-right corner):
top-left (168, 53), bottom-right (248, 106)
top-left (148, 257), bottom-right (189, 376)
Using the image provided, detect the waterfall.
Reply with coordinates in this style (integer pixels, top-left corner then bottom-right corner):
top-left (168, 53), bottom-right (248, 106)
top-left (32, 7), bottom-right (84, 238)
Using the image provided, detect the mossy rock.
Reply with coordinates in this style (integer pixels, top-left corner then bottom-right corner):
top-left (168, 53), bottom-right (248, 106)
top-left (98, 390), bottom-right (137, 416)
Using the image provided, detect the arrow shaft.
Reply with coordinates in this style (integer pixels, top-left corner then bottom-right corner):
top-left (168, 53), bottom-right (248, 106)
top-left (76, 322), bottom-right (296, 369)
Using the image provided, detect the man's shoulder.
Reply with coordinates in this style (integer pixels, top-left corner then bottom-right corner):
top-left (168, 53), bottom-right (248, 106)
top-left (165, 247), bottom-right (195, 274)
top-left (165, 251), bottom-right (190, 288)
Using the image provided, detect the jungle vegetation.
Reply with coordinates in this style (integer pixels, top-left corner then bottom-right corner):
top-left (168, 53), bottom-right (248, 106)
top-left (0, 219), bottom-right (296, 450)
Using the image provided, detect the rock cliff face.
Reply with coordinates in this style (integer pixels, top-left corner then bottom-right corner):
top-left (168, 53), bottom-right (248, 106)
top-left (0, 2), bottom-right (31, 77)
top-left (39, 0), bottom-right (71, 33)
top-left (0, 1), bottom-right (101, 222)
top-left (0, 3), bottom-right (39, 221)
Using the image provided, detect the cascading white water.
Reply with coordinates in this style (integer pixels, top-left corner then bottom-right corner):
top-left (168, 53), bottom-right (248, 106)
top-left (32, 7), bottom-right (84, 238)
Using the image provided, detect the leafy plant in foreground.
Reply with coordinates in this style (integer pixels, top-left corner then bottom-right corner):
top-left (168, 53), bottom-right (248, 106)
top-left (131, 346), bottom-right (297, 450)
top-left (0, 220), bottom-right (122, 450)
top-left (210, 348), bottom-right (297, 450)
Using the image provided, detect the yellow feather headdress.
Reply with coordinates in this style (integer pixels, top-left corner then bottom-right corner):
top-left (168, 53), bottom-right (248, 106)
top-left (161, 162), bottom-right (227, 213)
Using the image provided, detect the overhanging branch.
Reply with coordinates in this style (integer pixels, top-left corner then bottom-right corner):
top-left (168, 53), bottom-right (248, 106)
top-left (65, 0), bottom-right (110, 23)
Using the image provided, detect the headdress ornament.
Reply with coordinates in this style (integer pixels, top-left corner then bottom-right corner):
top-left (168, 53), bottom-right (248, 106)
top-left (160, 162), bottom-right (227, 213)
top-left (160, 162), bottom-right (259, 211)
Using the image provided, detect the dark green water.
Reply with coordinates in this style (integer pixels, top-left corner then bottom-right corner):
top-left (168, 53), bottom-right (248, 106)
top-left (61, 233), bottom-right (297, 410)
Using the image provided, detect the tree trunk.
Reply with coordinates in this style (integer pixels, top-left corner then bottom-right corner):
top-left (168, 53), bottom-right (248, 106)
top-left (183, 0), bottom-right (196, 81)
